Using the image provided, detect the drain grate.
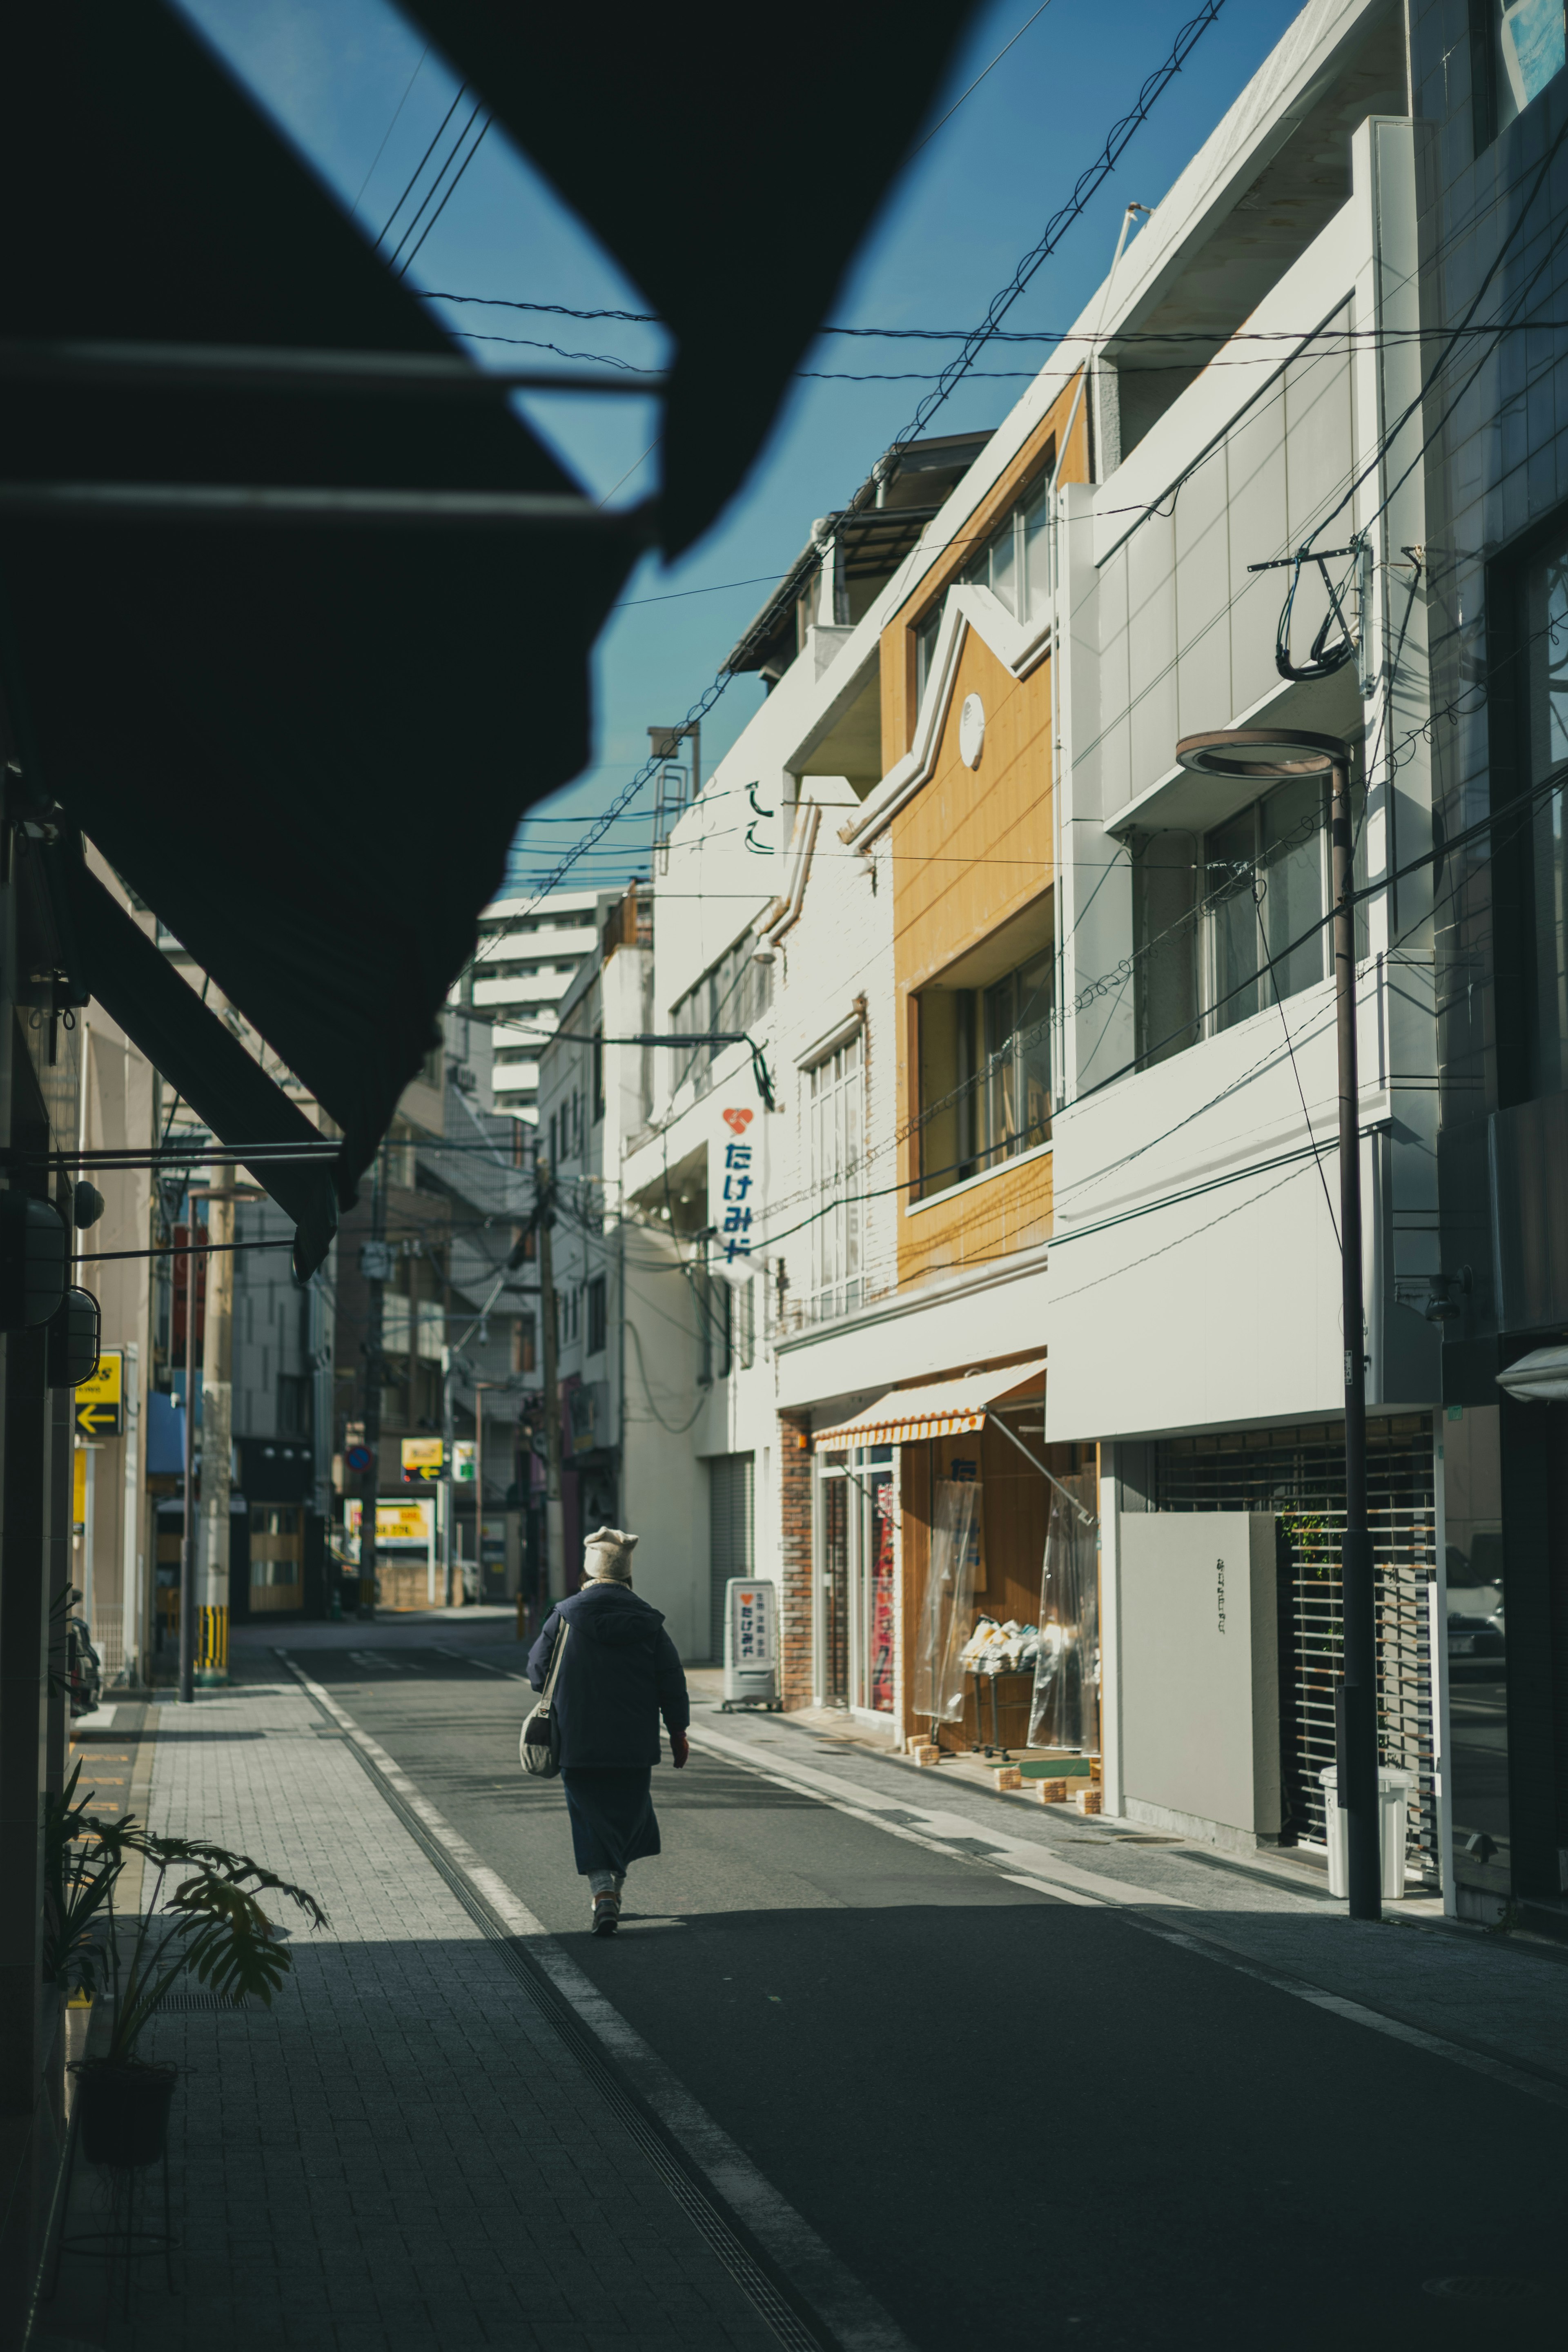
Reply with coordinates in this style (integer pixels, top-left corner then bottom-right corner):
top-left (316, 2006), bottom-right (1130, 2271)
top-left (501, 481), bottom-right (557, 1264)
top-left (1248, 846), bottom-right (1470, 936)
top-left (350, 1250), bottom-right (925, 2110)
top-left (156, 1992), bottom-right (268, 2013)
top-left (1422, 2277), bottom-right (1549, 2303)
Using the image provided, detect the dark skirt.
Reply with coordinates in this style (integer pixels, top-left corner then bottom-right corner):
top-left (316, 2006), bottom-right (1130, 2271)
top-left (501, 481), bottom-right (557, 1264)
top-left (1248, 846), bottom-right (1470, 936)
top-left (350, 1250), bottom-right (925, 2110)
top-left (560, 1766), bottom-right (662, 1877)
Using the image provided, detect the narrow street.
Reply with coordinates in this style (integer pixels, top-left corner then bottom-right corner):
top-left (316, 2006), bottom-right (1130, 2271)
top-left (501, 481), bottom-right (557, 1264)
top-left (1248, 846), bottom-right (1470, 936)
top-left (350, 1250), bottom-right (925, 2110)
top-left (73, 1617), bottom-right (1559, 2352)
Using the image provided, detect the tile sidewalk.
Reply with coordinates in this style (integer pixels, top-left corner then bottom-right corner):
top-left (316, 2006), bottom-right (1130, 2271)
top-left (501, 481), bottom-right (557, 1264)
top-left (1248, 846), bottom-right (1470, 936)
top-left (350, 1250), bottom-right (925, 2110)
top-left (81, 1674), bottom-right (779, 2352)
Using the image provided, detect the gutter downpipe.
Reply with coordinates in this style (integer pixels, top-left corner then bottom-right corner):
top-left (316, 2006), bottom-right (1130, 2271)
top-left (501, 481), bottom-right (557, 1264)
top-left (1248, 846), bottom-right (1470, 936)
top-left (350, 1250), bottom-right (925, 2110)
top-left (1048, 201), bottom-right (1147, 1111)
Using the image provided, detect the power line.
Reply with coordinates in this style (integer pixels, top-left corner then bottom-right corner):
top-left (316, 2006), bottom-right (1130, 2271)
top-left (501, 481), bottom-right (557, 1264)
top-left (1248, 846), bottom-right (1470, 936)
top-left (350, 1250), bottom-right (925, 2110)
top-left (905, 0), bottom-right (1057, 160)
top-left (375, 80), bottom-right (469, 252)
top-left (387, 98), bottom-right (487, 276)
top-left (395, 114), bottom-right (492, 280)
top-left (350, 44), bottom-right (432, 218)
top-left (890, 1), bottom-right (1226, 445)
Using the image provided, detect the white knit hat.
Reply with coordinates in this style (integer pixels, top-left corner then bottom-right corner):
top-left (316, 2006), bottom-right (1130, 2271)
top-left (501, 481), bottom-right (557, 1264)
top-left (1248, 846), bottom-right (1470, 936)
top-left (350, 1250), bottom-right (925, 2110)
top-left (583, 1526), bottom-right (639, 1583)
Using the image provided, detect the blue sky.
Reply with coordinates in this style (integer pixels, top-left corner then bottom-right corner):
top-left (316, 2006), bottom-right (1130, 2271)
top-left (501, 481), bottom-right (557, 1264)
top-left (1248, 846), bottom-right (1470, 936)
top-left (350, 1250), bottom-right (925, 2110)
top-left (176, 0), bottom-right (1307, 896)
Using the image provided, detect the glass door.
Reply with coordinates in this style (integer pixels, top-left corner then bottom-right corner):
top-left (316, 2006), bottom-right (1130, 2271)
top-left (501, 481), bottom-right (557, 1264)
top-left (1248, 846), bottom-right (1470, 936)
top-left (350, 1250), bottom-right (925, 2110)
top-left (855, 1466), bottom-right (895, 1713)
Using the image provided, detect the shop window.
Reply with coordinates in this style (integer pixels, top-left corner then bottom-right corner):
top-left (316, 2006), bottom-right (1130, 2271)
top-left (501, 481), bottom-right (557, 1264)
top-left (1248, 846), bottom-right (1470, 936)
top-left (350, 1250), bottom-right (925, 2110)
top-left (587, 1276), bottom-right (607, 1358)
top-left (1471, 0), bottom-right (1566, 147)
top-left (805, 1030), bottom-right (864, 1320)
top-left (915, 909), bottom-right (1054, 1199)
top-left (734, 1275), bottom-right (756, 1371)
top-left (1132, 775), bottom-right (1345, 1068)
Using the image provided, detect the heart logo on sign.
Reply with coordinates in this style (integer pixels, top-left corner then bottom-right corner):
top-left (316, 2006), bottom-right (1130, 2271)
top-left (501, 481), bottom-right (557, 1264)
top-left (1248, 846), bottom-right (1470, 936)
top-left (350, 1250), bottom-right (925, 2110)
top-left (722, 1107), bottom-right (754, 1135)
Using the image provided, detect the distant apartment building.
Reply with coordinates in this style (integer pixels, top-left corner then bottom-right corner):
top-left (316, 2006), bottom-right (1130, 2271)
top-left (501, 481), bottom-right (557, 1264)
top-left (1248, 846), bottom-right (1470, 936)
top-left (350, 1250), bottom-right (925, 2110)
top-left (473, 886), bottom-right (630, 1120)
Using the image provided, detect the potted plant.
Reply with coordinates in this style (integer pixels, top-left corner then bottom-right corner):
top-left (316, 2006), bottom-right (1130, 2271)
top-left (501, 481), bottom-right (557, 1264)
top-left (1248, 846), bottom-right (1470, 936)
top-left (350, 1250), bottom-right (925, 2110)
top-left (45, 1762), bottom-right (326, 2166)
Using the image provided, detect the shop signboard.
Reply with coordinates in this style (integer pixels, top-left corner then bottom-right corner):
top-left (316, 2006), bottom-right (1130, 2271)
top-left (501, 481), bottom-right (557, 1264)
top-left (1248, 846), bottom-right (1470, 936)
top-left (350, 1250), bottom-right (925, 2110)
top-left (722, 1578), bottom-right (780, 1709)
top-left (451, 1440), bottom-right (476, 1484)
top-left (708, 1102), bottom-right (768, 1280)
top-left (343, 1496), bottom-right (436, 1560)
top-left (75, 1350), bottom-right (123, 1437)
top-left (401, 1436), bottom-right (443, 1481)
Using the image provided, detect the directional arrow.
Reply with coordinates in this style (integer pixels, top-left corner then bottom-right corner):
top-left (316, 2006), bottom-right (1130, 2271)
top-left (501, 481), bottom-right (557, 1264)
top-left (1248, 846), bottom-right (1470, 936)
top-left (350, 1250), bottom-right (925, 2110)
top-left (75, 1401), bottom-right (122, 1437)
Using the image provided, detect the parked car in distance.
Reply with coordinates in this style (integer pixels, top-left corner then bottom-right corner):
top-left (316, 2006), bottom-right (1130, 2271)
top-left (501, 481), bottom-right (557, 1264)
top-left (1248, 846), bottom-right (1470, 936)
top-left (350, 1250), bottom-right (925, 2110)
top-left (1447, 1611), bottom-right (1505, 1660)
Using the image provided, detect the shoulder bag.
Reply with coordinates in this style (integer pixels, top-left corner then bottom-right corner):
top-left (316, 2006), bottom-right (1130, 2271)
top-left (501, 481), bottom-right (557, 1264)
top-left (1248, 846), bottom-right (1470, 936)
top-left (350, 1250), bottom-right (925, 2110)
top-left (519, 1619), bottom-right (570, 1778)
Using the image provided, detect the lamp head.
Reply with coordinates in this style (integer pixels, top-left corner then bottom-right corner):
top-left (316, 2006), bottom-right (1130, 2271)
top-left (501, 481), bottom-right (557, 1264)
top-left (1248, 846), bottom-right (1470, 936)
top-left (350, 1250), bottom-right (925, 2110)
top-left (1174, 728), bottom-right (1348, 783)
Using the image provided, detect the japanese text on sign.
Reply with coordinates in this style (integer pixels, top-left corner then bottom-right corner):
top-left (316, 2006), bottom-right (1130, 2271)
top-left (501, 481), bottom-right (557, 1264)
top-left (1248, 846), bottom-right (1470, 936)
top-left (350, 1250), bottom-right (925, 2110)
top-left (722, 1138), bottom-right (753, 1261)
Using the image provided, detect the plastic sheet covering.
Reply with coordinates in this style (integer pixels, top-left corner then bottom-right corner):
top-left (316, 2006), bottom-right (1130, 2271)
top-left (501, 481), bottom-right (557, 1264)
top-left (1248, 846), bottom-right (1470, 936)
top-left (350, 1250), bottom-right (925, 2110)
top-left (913, 1480), bottom-right (980, 1723)
top-left (1028, 1472), bottom-right (1100, 1750)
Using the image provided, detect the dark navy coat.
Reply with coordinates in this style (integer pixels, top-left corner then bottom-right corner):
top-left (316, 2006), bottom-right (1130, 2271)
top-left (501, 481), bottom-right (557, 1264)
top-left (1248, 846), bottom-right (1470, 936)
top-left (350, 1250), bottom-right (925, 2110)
top-left (526, 1583), bottom-right (689, 1768)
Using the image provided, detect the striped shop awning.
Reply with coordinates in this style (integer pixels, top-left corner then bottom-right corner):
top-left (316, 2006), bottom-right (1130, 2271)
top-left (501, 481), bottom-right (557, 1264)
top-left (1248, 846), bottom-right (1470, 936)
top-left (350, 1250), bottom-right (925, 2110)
top-left (813, 1359), bottom-right (1046, 1452)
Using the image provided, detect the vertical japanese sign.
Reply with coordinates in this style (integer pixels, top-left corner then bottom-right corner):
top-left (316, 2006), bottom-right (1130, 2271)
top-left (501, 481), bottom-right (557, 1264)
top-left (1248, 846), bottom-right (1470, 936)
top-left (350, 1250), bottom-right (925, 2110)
top-left (710, 1103), bottom-right (768, 1276)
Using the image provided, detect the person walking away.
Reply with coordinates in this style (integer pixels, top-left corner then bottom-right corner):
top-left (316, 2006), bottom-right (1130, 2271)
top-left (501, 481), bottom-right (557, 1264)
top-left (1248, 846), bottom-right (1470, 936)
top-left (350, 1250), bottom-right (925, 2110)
top-left (526, 1526), bottom-right (689, 1936)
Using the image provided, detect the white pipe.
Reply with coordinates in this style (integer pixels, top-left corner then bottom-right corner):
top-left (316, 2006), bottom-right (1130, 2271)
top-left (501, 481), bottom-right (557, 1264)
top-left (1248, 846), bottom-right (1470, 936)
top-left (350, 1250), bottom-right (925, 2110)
top-left (1049, 202), bottom-right (1147, 1107)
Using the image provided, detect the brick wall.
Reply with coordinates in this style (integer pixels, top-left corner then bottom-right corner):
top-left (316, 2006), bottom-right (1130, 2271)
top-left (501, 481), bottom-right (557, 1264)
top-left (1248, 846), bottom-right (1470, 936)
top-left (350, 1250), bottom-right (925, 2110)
top-left (777, 1411), bottom-right (814, 1708)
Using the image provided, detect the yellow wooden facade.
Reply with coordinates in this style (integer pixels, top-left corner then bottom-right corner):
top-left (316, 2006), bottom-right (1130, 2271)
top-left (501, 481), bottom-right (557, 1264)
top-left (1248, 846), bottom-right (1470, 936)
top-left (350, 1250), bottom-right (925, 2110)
top-left (882, 376), bottom-right (1090, 1291)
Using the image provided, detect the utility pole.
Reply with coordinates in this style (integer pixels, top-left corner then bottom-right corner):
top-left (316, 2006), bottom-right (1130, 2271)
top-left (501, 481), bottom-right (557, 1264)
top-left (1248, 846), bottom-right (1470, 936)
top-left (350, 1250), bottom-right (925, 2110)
top-left (358, 1144), bottom-right (388, 1621)
top-left (178, 1196), bottom-right (201, 1706)
top-left (441, 1354), bottom-right (457, 1608)
top-left (196, 1187), bottom-right (241, 1686)
top-left (537, 1165), bottom-right (564, 1604)
top-left (1330, 748), bottom-right (1380, 1922)
top-left (1175, 726), bottom-right (1381, 1920)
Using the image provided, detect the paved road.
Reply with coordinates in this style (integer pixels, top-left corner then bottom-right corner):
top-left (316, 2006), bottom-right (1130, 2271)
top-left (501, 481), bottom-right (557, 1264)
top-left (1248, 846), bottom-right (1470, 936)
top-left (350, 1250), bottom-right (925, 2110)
top-left (278, 1634), bottom-right (1567, 2352)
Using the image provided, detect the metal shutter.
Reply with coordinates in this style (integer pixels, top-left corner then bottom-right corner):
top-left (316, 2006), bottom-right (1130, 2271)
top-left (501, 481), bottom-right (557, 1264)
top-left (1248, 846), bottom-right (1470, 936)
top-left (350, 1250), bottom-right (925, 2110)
top-left (708, 1453), bottom-right (755, 1665)
top-left (1154, 1416), bottom-right (1437, 1886)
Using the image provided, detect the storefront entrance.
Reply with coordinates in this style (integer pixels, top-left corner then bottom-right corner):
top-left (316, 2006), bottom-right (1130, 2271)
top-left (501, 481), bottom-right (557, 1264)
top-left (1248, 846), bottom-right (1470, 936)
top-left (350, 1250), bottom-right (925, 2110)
top-left (817, 1446), bottom-right (895, 1715)
top-left (249, 1503), bottom-right (303, 1613)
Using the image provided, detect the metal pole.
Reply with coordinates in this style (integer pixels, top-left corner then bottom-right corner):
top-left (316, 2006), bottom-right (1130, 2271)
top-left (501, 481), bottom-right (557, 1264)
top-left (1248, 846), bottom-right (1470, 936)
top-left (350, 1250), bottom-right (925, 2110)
top-left (196, 1191), bottom-right (234, 1684)
top-left (178, 1198), bottom-right (199, 1705)
top-left (1332, 758), bottom-right (1380, 1921)
top-left (441, 1356), bottom-right (456, 1608)
top-left (358, 1144), bottom-right (387, 1621)
top-left (537, 1171), bottom-right (564, 1601)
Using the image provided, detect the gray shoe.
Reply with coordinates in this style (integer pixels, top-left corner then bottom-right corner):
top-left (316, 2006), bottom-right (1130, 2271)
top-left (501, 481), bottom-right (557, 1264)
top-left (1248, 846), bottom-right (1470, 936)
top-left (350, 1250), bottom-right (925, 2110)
top-left (591, 1892), bottom-right (621, 1937)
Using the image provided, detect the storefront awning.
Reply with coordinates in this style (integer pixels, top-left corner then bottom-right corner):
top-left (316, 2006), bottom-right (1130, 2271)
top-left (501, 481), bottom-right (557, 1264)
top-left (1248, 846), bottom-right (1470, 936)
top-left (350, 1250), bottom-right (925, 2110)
top-left (813, 1361), bottom-right (1046, 1452)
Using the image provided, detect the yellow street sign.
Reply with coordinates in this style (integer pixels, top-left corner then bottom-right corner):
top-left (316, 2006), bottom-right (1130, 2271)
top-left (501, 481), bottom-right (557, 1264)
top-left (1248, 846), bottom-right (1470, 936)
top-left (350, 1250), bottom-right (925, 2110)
top-left (401, 1436), bottom-right (444, 1480)
top-left (74, 1350), bottom-right (122, 1438)
top-left (345, 1497), bottom-right (433, 1551)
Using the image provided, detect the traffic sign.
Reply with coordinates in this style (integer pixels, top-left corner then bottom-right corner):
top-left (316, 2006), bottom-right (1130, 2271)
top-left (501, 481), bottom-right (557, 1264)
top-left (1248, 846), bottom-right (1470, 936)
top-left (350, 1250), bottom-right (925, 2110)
top-left (345, 1443), bottom-right (372, 1473)
top-left (74, 1350), bottom-right (122, 1438)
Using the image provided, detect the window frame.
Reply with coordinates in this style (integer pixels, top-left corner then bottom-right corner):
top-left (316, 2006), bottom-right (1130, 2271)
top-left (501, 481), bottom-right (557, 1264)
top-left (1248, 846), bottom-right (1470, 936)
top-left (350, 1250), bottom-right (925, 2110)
top-left (913, 941), bottom-right (1055, 1203)
top-left (804, 1029), bottom-right (865, 1322)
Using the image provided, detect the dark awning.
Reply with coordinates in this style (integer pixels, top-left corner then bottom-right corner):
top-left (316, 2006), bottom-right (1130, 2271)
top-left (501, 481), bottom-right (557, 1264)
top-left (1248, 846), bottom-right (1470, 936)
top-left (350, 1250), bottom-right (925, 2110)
top-left (0, 3), bottom-right (644, 1221)
top-left (408, 0), bottom-right (981, 553)
top-left (0, 0), bottom-right (975, 1261)
top-left (46, 848), bottom-right (340, 1277)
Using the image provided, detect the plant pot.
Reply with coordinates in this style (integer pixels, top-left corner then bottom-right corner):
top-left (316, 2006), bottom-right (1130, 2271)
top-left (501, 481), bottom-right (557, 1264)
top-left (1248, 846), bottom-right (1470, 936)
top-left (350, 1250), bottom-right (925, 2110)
top-left (75, 2060), bottom-right (177, 2168)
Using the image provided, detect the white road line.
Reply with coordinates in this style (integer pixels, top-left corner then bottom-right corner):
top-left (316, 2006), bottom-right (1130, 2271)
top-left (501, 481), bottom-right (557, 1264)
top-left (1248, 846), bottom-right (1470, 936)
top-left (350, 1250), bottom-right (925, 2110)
top-left (1131, 1918), bottom-right (1568, 2113)
top-left (277, 1653), bottom-right (914, 2352)
top-left (687, 1722), bottom-right (1186, 1909)
top-left (346, 1649), bottom-right (412, 1672)
top-left (432, 1644), bottom-right (527, 1679)
top-left (688, 1725), bottom-right (1568, 2109)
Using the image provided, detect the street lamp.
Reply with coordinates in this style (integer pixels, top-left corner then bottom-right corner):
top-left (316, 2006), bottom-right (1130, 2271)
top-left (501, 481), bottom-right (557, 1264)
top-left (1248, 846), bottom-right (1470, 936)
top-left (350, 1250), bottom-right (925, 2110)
top-left (1174, 727), bottom-right (1381, 1922)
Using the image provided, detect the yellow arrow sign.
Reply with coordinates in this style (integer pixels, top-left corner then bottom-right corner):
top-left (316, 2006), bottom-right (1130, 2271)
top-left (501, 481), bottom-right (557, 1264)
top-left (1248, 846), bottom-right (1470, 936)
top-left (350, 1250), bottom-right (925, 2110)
top-left (74, 1350), bottom-right (122, 1437)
